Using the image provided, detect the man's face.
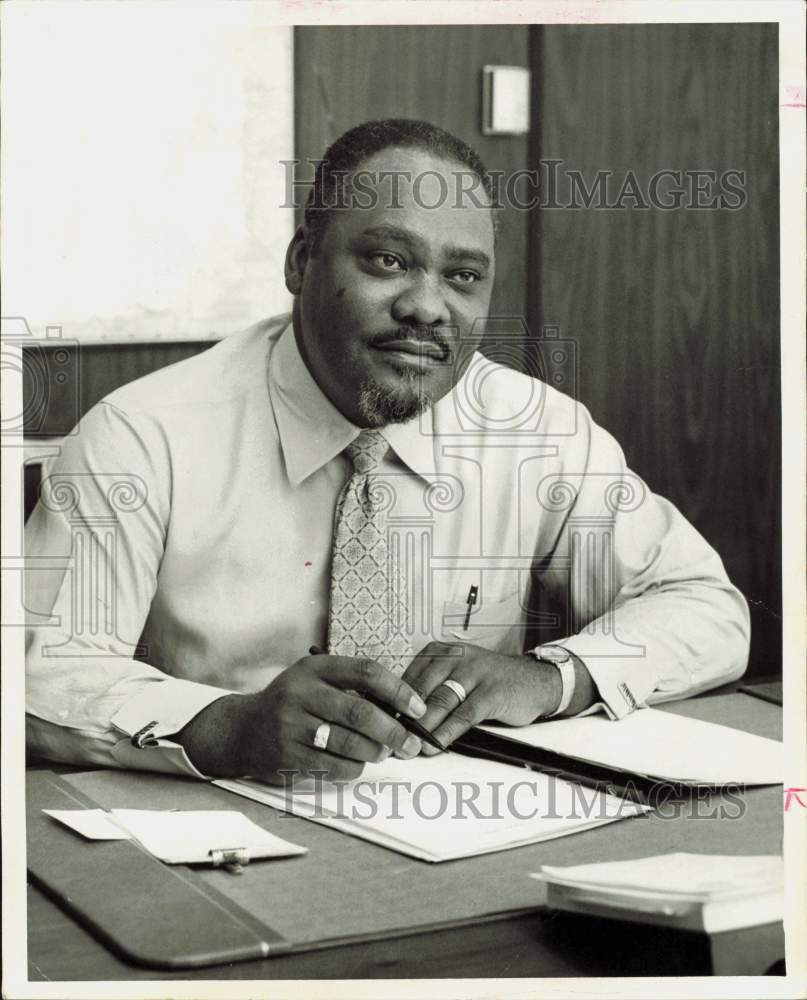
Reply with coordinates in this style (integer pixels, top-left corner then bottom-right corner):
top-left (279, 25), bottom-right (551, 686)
top-left (287, 147), bottom-right (495, 427)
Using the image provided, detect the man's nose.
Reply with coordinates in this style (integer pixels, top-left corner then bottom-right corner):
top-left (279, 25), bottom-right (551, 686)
top-left (390, 270), bottom-right (451, 327)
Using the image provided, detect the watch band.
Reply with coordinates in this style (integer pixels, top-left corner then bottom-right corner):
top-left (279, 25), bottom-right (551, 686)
top-left (548, 655), bottom-right (576, 716)
top-left (531, 645), bottom-right (576, 717)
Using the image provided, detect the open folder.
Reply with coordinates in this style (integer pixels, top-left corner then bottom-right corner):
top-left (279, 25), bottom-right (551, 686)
top-left (215, 752), bottom-right (648, 863)
top-left (459, 707), bottom-right (782, 795)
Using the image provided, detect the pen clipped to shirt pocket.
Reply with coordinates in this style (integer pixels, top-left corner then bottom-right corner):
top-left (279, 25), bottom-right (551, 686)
top-left (441, 591), bottom-right (524, 652)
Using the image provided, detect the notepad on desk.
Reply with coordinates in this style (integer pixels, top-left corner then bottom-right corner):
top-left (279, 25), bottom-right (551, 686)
top-left (476, 707), bottom-right (782, 786)
top-left (214, 752), bottom-right (649, 863)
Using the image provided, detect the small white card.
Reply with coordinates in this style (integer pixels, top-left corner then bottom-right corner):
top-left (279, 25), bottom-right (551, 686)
top-left (110, 809), bottom-right (307, 864)
top-left (43, 808), bottom-right (307, 864)
top-left (44, 808), bottom-right (129, 840)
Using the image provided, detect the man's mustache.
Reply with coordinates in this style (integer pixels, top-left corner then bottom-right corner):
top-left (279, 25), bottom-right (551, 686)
top-left (369, 327), bottom-right (452, 359)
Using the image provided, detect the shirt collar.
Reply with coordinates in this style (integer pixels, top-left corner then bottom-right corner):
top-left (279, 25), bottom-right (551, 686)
top-left (269, 322), bottom-right (437, 486)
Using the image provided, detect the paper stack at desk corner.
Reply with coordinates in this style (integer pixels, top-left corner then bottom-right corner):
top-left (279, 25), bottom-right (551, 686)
top-left (535, 853), bottom-right (784, 933)
top-left (482, 707), bottom-right (782, 786)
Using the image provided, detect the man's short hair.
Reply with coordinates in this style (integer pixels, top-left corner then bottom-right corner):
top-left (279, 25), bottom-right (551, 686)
top-left (303, 118), bottom-right (497, 253)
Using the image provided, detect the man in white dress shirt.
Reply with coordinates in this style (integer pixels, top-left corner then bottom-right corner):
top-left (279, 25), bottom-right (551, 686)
top-left (25, 120), bottom-right (749, 783)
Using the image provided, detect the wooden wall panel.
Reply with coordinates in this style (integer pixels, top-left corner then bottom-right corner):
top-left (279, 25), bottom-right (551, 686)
top-left (528, 24), bottom-right (781, 676)
top-left (22, 341), bottom-right (217, 521)
top-left (294, 26), bottom-right (530, 325)
top-left (22, 341), bottom-right (217, 438)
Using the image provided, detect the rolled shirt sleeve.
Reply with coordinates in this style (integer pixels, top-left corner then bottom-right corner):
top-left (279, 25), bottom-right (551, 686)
top-left (536, 411), bottom-right (750, 719)
top-left (25, 401), bottom-right (231, 776)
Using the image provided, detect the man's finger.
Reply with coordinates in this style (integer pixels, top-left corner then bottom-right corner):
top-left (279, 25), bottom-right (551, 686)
top-left (403, 642), bottom-right (463, 692)
top-left (425, 691), bottom-right (488, 756)
top-left (279, 745), bottom-right (365, 784)
top-left (324, 689), bottom-right (420, 754)
top-left (405, 657), bottom-right (458, 705)
top-left (415, 671), bottom-right (478, 740)
top-left (307, 753), bottom-right (364, 783)
top-left (306, 718), bottom-right (390, 764)
top-left (324, 655), bottom-right (427, 719)
top-left (417, 676), bottom-right (466, 732)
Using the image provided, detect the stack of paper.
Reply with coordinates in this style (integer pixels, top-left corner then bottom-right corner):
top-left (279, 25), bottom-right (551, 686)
top-left (481, 708), bottom-right (782, 785)
top-left (215, 752), bottom-right (649, 863)
top-left (535, 853), bottom-right (783, 932)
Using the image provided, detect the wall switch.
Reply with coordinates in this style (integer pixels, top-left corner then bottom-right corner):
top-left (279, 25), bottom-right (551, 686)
top-left (482, 65), bottom-right (531, 135)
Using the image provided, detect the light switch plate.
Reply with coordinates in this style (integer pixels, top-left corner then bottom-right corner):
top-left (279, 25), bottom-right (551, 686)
top-left (482, 65), bottom-right (531, 135)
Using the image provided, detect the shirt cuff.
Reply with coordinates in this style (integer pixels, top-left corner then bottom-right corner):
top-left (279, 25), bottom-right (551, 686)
top-left (110, 677), bottom-right (235, 779)
top-left (556, 633), bottom-right (660, 720)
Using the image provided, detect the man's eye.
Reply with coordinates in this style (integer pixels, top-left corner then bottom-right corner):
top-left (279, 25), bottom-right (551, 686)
top-left (368, 252), bottom-right (405, 272)
top-left (450, 270), bottom-right (480, 285)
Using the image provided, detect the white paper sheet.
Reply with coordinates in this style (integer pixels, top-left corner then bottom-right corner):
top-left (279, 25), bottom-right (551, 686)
top-left (481, 708), bottom-right (782, 785)
top-left (109, 809), bottom-right (307, 864)
top-left (43, 808), bottom-right (307, 864)
top-left (44, 808), bottom-right (130, 840)
top-left (215, 752), bottom-right (649, 862)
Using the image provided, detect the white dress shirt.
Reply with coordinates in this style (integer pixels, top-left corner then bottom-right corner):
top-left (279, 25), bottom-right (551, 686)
top-left (25, 314), bottom-right (750, 776)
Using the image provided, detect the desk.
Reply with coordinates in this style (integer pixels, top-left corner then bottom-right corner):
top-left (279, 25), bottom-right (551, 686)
top-left (26, 693), bottom-right (784, 980)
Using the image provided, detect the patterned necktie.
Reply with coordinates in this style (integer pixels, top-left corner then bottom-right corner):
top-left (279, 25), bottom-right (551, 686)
top-left (327, 429), bottom-right (412, 675)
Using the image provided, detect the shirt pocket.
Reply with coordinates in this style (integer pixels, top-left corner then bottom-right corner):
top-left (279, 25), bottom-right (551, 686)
top-left (440, 591), bottom-right (525, 654)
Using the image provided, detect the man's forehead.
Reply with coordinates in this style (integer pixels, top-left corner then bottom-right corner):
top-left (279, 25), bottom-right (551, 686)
top-left (348, 146), bottom-right (492, 204)
top-left (339, 146), bottom-right (496, 249)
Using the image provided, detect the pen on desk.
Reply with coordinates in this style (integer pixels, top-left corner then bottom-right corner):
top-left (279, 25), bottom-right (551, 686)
top-left (308, 645), bottom-right (445, 751)
top-left (462, 585), bottom-right (478, 631)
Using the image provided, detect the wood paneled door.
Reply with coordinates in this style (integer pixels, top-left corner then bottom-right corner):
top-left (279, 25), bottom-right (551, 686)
top-left (528, 23), bottom-right (781, 676)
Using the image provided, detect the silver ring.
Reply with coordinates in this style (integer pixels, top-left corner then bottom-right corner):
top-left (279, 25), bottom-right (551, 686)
top-left (313, 722), bottom-right (331, 750)
top-left (438, 678), bottom-right (467, 704)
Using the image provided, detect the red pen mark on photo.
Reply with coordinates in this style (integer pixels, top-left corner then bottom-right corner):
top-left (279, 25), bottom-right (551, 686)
top-left (304, 561), bottom-right (313, 567)
top-left (781, 85), bottom-right (806, 108)
top-left (783, 787), bottom-right (807, 811)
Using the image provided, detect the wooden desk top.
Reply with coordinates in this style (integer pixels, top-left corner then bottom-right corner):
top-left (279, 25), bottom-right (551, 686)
top-left (25, 693), bottom-right (784, 981)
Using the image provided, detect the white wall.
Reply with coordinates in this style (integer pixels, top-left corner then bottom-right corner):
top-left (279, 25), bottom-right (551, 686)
top-left (2, 3), bottom-right (294, 341)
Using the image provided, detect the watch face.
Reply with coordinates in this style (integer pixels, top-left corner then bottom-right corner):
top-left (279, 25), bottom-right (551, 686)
top-left (535, 645), bottom-right (572, 664)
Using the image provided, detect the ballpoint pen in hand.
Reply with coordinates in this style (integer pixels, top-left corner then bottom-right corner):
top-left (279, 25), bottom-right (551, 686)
top-left (308, 645), bottom-right (446, 751)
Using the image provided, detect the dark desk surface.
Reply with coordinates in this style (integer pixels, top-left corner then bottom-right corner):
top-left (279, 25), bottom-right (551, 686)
top-left (26, 693), bottom-right (784, 981)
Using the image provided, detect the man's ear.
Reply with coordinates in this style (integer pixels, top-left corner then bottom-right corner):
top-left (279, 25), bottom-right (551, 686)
top-left (284, 226), bottom-right (310, 295)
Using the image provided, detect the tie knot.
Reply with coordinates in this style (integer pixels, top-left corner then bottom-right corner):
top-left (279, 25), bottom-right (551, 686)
top-left (346, 429), bottom-right (388, 474)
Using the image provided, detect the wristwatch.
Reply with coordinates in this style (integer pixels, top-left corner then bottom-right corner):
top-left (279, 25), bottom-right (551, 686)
top-left (531, 644), bottom-right (576, 717)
